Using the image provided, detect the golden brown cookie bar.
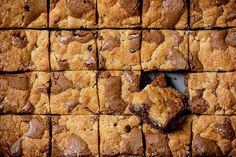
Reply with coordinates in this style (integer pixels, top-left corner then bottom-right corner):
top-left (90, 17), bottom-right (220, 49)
top-left (192, 115), bottom-right (236, 156)
top-left (50, 30), bottom-right (97, 70)
top-left (97, 0), bottom-right (140, 28)
top-left (0, 0), bottom-right (47, 28)
top-left (141, 30), bottom-right (189, 71)
top-left (50, 71), bottom-right (98, 114)
top-left (142, 0), bottom-right (187, 29)
top-left (100, 115), bottom-right (143, 156)
top-left (129, 74), bottom-right (185, 130)
top-left (190, 0), bottom-right (236, 28)
top-left (189, 29), bottom-right (236, 71)
top-left (98, 30), bottom-right (141, 70)
top-left (49, 0), bottom-right (96, 28)
top-left (52, 115), bottom-right (98, 156)
top-left (0, 72), bottom-right (50, 114)
top-left (98, 71), bottom-right (141, 115)
top-left (0, 30), bottom-right (49, 72)
top-left (143, 117), bottom-right (191, 157)
top-left (188, 72), bottom-right (236, 115)
top-left (0, 115), bottom-right (50, 157)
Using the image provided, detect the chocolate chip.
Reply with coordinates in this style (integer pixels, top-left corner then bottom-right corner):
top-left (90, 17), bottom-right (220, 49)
top-left (124, 71), bottom-right (140, 92)
top-left (12, 31), bottom-right (28, 49)
top-left (129, 99), bottom-right (153, 117)
top-left (7, 74), bottom-right (29, 91)
top-left (10, 138), bottom-right (22, 157)
top-left (21, 102), bottom-right (35, 113)
top-left (51, 73), bottom-right (73, 94)
top-left (73, 31), bottom-right (94, 43)
top-left (25, 117), bottom-right (47, 139)
top-left (119, 0), bottom-right (140, 16)
top-left (210, 31), bottom-right (228, 50)
top-left (67, 0), bottom-right (95, 18)
top-left (226, 12), bottom-right (236, 21)
top-left (64, 100), bottom-right (79, 112)
top-left (215, 0), bottom-right (229, 6)
top-left (151, 73), bottom-right (167, 88)
top-left (167, 48), bottom-right (187, 69)
top-left (172, 32), bottom-right (184, 45)
top-left (214, 118), bottom-right (235, 140)
top-left (193, 135), bottom-right (223, 156)
top-left (190, 97), bottom-right (209, 114)
top-left (101, 38), bottom-right (120, 51)
top-left (225, 30), bottom-right (236, 47)
top-left (63, 134), bottom-right (91, 156)
top-left (128, 31), bottom-right (141, 53)
top-left (83, 52), bottom-right (97, 69)
top-left (124, 125), bottom-right (131, 133)
top-left (143, 0), bottom-right (150, 14)
top-left (104, 76), bottom-right (128, 114)
top-left (189, 51), bottom-right (203, 71)
top-left (161, 0), bottom-right (184, 27)
top-left (143, 30), bottom-right (164, 46)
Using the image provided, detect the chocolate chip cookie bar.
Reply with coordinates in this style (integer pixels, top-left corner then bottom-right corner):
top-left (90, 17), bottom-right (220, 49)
top-left (192, 115), bottom-right (236, 156)
top-left (0, 30), bottom-right (49, 72)
top-left (188, 72), bottom-right (236, 115)
top-left (189, 29), bottom-right (236, 71)
top-left (0, 72), bottom-right (50, 114)
top-left (0, 115), bottom-right (50, 157)
top-left (98, 30), bottom-right (141, 70)
top-left (142, 0), bottom-right (187, 29)
top-left (141, 30), bottom-right (189, 71)
top-left (50, 30), bottom-right (97, 70)
top-left (49, 0), bottom-right (96, 28)
top-left (143, 117), bottom-right (191, 157)
top-left (100, 115), bottom-right (143, 156)
top-left (129, 73), bottom-right (185, 130)
top-left (50, 71), bottom-right (98, 114)
top-left (97, 0), bottom-right (140, 28)
top-left (52, 115), bottom-right (98, 156)
top-left (190, 0), bottom-right (236, 28)
top-left (98, 71), bottom-right (140, 115)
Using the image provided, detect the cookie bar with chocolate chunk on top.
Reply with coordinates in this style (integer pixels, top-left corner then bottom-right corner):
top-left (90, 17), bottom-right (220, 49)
top-left (50, 30), bottom-right (97, 70)
top-left (0, 72), bottom-right (50, 114)
top-left (0, 30), bottom-right (49, 72)
top-left (141, 30), bottom-right (189, 71)
top-left (142, 0), bottom-right (187, 29)
top-left (52, 115), bottom-right (98, 156)
top-left (97, 0), bottom-right (140, 28)
top-left (190, 0), bottom-right (236, 28)
top-left (192, 115), bottom-right (236, 156)
top-left (98, 30), bottom-right (141, 70)
top-left (50, 0), bottom-right (96, 28)
top-left (189, 29), bottom-right (236, 71)
top-left (50, 71), bottom-right (98, 114)
top-left (98, 71), bottom-right (141, 115)
top-left (129, 73), bottom-right (185, 131)
top-left (100, 115), bottom-right (143, 156)
top-left (0, 115), bottom-right (50, 157)
top-left (188, 72), bottom-right (236, 115)
top-left (143, 117), bottom-right (191, 157)
top-left (0, 0), bottom-right (47, 28)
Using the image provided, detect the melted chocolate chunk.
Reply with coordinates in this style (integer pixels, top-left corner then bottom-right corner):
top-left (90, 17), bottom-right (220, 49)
top-left (73, 31), bottom-right (94, 43)
top-left (124, 71), bottom-right (140, 92)
top-left (25, 117), bottom-right (47, 139)
top-left (190, 97), bottom-right (209, 114)
top-left (128, 31), bottom-right (141, 53)
top-left (172, 32), bottom-right (184, 45)
top-left (143, 30), bottom-right (164, 46)
top-left (83, 52), bottom-right (97, 69)
top-left (7, 74), bottom-right (29, 91)
top-left (58, 59), bottom-right (70, 70)
top-left (167, 48), bottom-right (187, 69)
top-left (143, 0), bottom-right (150, 13)
top-left (189, 51), bottom-right (203, 71)
top-left (101, 38), bottom-right (120, 51)
top-left (21, 102), bottom-right (35, 113)
top-left (51, 73), bottom-right (73, 94)
top-left (12, 31), bottom-right (28, 49)
top-left (214, 118), bottom-right (235, 140)
top-left (64, 100), bottom-right (79, 112)
top-left (225, 30), bottom-right (236, 47)
top-left (67, 0), bottom-right (95, 18)
top-left (10, 138), bottom-right (22, 157)
top-left (151, 74), bottom-right (167, 88)
top-left (226, 12), bottom-right (236, 21)
top-left (119, 0), bottom-right (140, 16)
top-left (210, 31), bottom-right (228, 50)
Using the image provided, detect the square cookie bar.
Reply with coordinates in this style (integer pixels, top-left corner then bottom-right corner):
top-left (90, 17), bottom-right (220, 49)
top-left (50, 30), bottom-right (97, 70)
top-left (100, 115), bottom-right (143, 156)
top-left (0, 115), bottom-right (50, 157)
top-left (98, 30), bottom-right (141, 70)
top-left (188, 72), bottom-right (236, 115)
top-left (189, 29), bottom-right (236, 71)
top-left (141, 30), bottom-right (189, 71)
top-left (97, 0), bottom-right (140, 28)
top-left (0, 30), bottom-right (49, 71)
top-left (50, 71), bottom-right (98, 114)
top-left (49, 0), bottom-right (96, 28)
top-left (98, 71), bottom-right (141, 115)
top-left (0, 0), bottom-right (47, 28)
top-left (143, 117), bottom-right (191, 157)
top-left (52, 115), bottom-right (98, 156)
top-left (0, 72), bottom-right (50, 114)
top-left (142, 0), bottom-right (187, 28)
top-left (190, 0), bottom-right (236, 28)
top-left (192, 115), bottom-right (236, 156)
